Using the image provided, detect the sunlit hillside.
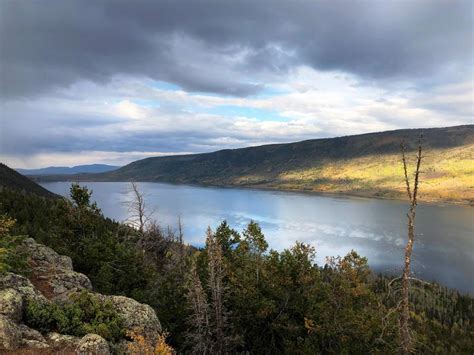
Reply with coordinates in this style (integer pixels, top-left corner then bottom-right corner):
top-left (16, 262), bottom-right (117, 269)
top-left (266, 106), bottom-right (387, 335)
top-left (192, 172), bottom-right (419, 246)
top-left (271, 144), bottom-right (474, 203)
top-left (35, 126), bottom-right (474, 204)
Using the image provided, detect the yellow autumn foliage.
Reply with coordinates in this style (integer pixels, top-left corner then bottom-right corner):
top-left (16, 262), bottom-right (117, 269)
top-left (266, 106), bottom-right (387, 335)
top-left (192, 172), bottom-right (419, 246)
top-left (126, 329), bottom-right (175, 355)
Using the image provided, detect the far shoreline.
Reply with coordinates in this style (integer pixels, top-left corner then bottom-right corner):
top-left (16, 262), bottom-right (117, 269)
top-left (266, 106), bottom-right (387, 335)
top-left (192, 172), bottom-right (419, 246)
top-left (37, 178), bottom-right (474, 207)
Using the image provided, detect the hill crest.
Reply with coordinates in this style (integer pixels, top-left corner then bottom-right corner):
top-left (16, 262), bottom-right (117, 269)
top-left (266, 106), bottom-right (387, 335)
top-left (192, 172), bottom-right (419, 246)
top-left (32, 125), bottom-right (474, 204)
top-left (0, 163), bottom-right (58, 198)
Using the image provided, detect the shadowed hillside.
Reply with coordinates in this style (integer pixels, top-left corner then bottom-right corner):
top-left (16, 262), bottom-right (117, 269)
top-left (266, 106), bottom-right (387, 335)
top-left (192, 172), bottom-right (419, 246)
top-left (17, 164), bottom-right (119, 176)
top-left (35, 125), bottom-right (474, 203)
top-left (0, 163), bottom-right (58, 198)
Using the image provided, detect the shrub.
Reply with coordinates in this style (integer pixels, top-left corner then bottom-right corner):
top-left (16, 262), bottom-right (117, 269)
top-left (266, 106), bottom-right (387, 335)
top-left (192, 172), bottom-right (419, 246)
top-left (24, 291), bottom-right (125, 342)
top-left (0, 214), bottom-right (29, 275)
top-left (127, 329), bottom-right (175, 355)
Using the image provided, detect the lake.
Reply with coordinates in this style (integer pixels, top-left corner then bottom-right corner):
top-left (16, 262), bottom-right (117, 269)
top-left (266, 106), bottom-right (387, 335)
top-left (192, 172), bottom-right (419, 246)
top-left (40, 181), bottom-right (474, 293)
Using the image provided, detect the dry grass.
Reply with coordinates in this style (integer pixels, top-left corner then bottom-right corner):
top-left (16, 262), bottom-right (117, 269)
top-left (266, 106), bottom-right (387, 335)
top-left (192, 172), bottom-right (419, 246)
top-left (255, 144), bottom-right (473, 204)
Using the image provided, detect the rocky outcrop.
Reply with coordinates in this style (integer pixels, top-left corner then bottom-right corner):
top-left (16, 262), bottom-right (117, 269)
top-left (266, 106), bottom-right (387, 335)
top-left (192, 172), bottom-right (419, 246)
top-left (98, 294), bottom-right (162, 343)
top-left (0, 272), bottom-right (49, 306)
top-left (0, 289), bottom-right (22, 322)
top-left (0, 315), bottom-right (21, 350)
top-left (77, 334), bottom-right (111, 354)
top-left (0, 238), bottom-right (163, 354)
top-left (22, 238), bottom-right (93, 299)
top-left (17, 324), bottom-right (49, 349)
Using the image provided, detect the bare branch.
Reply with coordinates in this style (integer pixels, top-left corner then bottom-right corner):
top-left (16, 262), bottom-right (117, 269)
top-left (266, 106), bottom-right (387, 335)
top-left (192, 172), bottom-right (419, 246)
top-left (399, 133), bottom-right (423, 354)
top-left (123, 181), bottom-right (152, 233)
top-left (411, 134), bottom-right (423, 208)
top-left (400, 141), bottom-right (412, 201)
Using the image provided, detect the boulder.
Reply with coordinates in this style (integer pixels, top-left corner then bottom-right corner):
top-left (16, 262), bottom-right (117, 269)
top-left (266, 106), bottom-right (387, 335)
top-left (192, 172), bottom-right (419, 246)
top-left (46, 332), bottom-right (80, 349)
top-left (98, 295), bottom-right (162, 343)
top-left (0, 315), bottom-right (21, 350)
top-left (0, 272), bottom-right (49, 305)
top-left (0, 288), bottom-right (23, 322)
top-left (18, 324), bottom-right (49, 349)
top-left (22, 238), bottom-right (92, 299)
top-left (23, 238), bottom-right (74, 271)
top-left (47, 271), bottom-right (93, 300)
top-left (77, 334), bottom-right (111, 354)
top-left (0, 239), bottom-right (163, 353)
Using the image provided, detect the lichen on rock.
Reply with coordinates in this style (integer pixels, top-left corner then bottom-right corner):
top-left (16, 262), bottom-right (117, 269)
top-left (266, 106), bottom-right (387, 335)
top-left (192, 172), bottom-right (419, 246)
top-left (22, 238), bottom-right (93, 299)
top-left (0, 288), bottom-right (23, 322)
top-left (0, 238), bottom-right (163, 354)
top-left (18, 324), bottom-right (49, 349)
top-left (98, 294), bottom-right (162, 343)
top-left (0, 272), bottom-right (49, 306)
top-left (77, 334), bottom-right (111, 354)
top-left (0, 315), bottom-right (21, 350)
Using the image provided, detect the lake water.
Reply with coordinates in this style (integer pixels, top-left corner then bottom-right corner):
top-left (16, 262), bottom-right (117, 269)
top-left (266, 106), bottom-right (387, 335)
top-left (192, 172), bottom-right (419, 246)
top-left (40, 181), bottom-right (474, 293)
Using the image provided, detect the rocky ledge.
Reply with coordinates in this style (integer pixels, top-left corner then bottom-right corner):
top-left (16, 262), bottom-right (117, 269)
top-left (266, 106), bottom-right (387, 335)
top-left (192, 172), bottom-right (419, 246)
top-left (0, 238), bottom-right (162, 354)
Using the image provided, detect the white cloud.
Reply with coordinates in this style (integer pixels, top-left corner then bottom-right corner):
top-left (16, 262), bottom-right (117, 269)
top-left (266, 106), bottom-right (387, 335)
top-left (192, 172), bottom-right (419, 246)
top-left (1, 66), bottom-right (471, 168)
top-left (115, 100), bottom-right (149, 119)
top-left (2, 151), bottom-right (194, 169)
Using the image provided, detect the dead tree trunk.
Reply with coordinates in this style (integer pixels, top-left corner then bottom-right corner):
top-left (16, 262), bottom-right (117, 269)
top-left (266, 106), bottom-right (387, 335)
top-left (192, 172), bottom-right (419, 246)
top-left (206, 227), bottom-right (226, 354)
top-left (399, 135), bottom-right (423, 354)
top-left (129, 181), bottom-right (147, 233)
top-left (186, 259), bottom-right (212, 354)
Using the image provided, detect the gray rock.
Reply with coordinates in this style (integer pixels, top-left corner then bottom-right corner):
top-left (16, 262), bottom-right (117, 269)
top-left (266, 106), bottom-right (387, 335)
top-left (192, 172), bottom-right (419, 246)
top-left (22, 339), bottom-right (50, 349)
top-left (21, 238), bottom-right (92, 299)
top-left (77, 334), bottom-right (111, 354)
top-left (46, 332), bottom-right (80, 348)
top-left (19, 324), bottom-right (45, 340)
top-left (48, 271), bottom-right (93, 300)
top-left (0, 288), bottom-right (23, 322)
top-left (18, 324), bottom-right (48, 348)
top-left (0, 315), bottom-right (21, 350)
top-left (23, 238), bottom-right (73, 271)
top-left (0, 273), bottom-right (49, 305)
top-left (0, 239), bottom-right (163, 353)
top-left (98, 295), bottom-right (162, 343)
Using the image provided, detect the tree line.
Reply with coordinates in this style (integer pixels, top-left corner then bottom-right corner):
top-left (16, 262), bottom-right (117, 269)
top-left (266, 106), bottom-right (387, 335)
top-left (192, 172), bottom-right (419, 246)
top-left (1, 178), bottom-right (472, 353)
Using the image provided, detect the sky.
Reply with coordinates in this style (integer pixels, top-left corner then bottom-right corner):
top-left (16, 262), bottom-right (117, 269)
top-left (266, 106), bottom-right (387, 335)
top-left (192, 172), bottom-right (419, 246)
top-left (0, 0), bottom-right (472, 169)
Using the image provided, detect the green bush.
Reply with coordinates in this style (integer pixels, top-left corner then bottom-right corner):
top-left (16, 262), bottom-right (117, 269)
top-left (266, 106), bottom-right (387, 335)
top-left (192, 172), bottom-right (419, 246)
top-left (0, 214), bottom-right (29, 275)
top-left (24, 291), bottom-right (124, 342)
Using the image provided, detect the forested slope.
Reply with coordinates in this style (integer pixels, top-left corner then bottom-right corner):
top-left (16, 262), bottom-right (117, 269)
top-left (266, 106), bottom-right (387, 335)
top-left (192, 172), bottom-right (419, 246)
top-left (36, 125), bottom-right (474, 203)
top-left (0, 163), bottom-right (58, 198)
top-left (0, 171), bottom-right (473, 353)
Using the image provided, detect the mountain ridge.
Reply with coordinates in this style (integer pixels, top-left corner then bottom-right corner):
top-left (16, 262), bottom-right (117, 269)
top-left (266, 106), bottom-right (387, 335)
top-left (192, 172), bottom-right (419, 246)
top-left (33, 125), bottom-right (474, 204)
top-left (0, 163), bottom-right (59, 198)
top-left (17, 164), bottom-right (119, 176)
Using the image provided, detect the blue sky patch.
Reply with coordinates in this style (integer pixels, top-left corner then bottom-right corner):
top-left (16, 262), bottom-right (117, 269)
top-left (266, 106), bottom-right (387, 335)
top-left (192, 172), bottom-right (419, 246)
top-left (207, 105), bottom-right (288, 122)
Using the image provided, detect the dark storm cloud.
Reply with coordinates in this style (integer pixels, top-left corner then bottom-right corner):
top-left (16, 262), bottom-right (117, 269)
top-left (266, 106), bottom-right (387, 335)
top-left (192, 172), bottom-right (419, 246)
top-left (1, 0), bottom-right (472, 98)
top-left (0, 109), bottom-right (278, 156)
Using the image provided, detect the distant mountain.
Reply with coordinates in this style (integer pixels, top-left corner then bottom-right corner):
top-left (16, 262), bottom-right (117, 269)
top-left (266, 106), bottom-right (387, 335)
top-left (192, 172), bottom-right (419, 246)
top-left (35, 125), bottom-right (474, 204)
top-left (17, 164), bottom-right (119, 176)
top-left (0, 163), bottom-right (58, 198)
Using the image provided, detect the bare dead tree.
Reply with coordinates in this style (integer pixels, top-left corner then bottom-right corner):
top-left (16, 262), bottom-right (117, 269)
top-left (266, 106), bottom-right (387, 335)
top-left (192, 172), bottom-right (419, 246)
top-left (124, 182), bottom-right (173, 262)
top-left (399, 134), bottom-right (423, 354)
top-left (177, 216), bottom-right (184, 245)
top-left (185, 227), bottom-right (239, 353)
top-left (186, 258), bottom-right (212, 354)
top-left (125, 181), bottom-right (150, 233)
top-left (176, 216), bottom-right (186, 263)
top-left (206, 226), bottom-right (226, 354)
